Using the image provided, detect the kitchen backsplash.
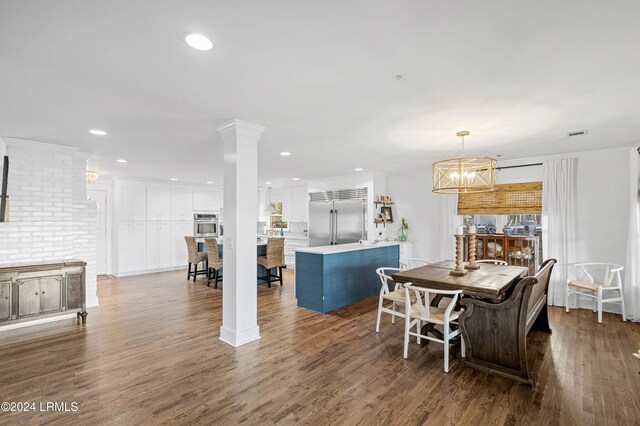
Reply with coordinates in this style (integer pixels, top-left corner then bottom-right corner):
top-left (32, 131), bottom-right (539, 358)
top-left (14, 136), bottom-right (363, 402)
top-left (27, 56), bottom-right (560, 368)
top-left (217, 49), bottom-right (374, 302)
top-left (257, 221), bottom-right (307, 235)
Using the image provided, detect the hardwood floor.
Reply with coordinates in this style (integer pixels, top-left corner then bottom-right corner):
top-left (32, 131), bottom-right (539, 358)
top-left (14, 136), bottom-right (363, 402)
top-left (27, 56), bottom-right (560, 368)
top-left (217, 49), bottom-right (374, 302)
top-left (1, 269), bottom-right (639, 425)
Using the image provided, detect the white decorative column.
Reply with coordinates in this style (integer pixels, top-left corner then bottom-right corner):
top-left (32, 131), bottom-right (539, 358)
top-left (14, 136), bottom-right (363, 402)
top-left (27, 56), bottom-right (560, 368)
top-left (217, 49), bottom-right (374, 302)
top-left (216, 119), bottom-right (265, 347)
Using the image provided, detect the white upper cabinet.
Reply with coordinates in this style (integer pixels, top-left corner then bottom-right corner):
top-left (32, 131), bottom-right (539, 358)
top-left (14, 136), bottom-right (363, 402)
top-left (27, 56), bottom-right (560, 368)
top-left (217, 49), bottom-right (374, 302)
top-left (271, 187), bottom-right (291, 212)
top-left (282, 185), bottom-right (308, 223)
top-left (291, 185), bottom-right (309, 222)
top-left (257, 187), bottom-right (268, 222)
top-left (147, 187), bottom-right (172, 221)
top-left (194, 190), bottom-right (221, 212)
top-left (118, 184), bottom-right (146, 222)
top-left (171, 189), bottom-right (193, 222)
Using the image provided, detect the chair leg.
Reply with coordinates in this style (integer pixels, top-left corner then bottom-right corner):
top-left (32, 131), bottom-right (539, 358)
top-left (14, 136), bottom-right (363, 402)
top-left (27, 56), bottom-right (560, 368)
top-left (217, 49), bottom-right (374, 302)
top-left (375, 296), bottom-right (383, 333)
top-left (461, 336), bottom-right (466, 358)
top-left (565, 284), bottom-right (570, 312)
top-left (416, 320), bottom-right (421, 345)
top-left (444, 326), bottom-right (450, 373)
top-left (597, 287), bottom-right (603, 323)
top-left (187, 263), bottom-right (192, 280)
top-left (403, 318), bottom-right (411, 359)
top-left (391, 303), bottom-right (396, 324)
top-left (619, 287), bottom-right (627, 321)
top-left (207, 267), bottom-right (211, 287)
top-left (193, 263), bottom-right (198, 283)
top-left (268, 268), bottom-right (272, 288)
top-left (593, 291), bottom-right (597, 312)
top-left (279, 267), bottom-right (283, 286)
top-left (215, 269), bottom-right (219, 289)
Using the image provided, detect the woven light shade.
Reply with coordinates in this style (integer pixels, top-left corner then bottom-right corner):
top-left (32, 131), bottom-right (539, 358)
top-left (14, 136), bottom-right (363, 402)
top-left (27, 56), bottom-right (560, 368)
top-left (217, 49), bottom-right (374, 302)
top-left (432, 131), bottom-right (496, 194)
top-left (85, 170), bottom-right (100, 184)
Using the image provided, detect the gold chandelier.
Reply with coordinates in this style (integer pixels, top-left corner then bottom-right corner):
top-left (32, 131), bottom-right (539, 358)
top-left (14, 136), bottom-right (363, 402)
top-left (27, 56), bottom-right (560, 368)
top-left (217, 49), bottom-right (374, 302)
top-left (86, 170), bottom-right (100, 184)
top-left (432, 131), bottom-right (496, 194)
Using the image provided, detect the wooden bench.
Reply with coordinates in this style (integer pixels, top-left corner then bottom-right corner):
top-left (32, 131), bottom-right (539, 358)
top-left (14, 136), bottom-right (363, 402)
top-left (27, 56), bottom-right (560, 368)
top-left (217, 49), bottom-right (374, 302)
top-left (459, 258), bottom-right (557, 385)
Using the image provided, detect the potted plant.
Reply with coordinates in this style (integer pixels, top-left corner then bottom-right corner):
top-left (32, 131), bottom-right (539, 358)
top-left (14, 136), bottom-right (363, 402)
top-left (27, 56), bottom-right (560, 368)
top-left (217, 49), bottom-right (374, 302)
top-left (398, 218), bottom-right (409, 242)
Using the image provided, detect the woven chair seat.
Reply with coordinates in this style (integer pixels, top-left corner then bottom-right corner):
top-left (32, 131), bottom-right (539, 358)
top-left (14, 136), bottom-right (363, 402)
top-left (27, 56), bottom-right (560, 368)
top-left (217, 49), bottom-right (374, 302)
top-left (257, 256), bottom-right (282, 269)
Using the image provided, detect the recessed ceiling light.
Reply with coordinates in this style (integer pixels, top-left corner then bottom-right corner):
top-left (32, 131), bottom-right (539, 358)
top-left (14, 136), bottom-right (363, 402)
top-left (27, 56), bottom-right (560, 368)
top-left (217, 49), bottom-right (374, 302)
top-left (170, 178), bottom-right (178, 181)
top-left (89, 129), bottom-right (107, 136)
top-left (292, 177), bottom-right (300, 181)
top-left (280, 152), bottom-right (291, 156)
top-left (116, 159), bottom-right (127, 163)
top-left (185, 33), bottom-right (214, 51)
top-left (265, 181), bottom-right (272, 185)
top-left (206, 181), bottom-right (213, 184)
top-left (354, 168), bottom-right (364, 171)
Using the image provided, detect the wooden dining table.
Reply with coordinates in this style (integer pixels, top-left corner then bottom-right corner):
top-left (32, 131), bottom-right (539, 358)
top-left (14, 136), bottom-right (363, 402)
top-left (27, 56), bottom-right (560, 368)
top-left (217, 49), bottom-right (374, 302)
top-left (392, 260), bottom-right (529, 375)
top-left (392, 260), bottom-right (528, 302)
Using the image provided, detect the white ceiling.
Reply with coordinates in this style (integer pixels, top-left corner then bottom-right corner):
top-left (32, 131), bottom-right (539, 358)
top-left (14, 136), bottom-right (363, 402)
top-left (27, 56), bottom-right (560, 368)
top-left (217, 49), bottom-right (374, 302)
top-left (1, 1), bottom-right (639, 187)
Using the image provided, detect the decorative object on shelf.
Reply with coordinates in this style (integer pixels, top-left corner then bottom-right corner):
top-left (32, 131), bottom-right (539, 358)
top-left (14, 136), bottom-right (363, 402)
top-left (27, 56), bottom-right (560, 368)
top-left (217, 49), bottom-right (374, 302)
top-left (485, 221), bottom-right (496, 234)
top-left (432, 131), bottom-right (496, 194)
top-left (397, 218), bottom-right (409, 242)
top-left (377, 195), bottom-right (393, 204)
top-left (264, 187), bottom-right (276, 214)
top-left (85, 170), bottom-right (100, 184)
top-left (380, 206), bottom-right (393, 223)
top-left (465, 225), bottom-right (480, 270)
top-left (451, 231), bottom-right (468, 276)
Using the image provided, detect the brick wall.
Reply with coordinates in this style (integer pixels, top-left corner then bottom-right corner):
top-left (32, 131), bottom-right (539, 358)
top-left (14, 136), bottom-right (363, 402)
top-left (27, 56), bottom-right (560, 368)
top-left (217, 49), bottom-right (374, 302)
top-left (0, 138), bottom-right (98, 307)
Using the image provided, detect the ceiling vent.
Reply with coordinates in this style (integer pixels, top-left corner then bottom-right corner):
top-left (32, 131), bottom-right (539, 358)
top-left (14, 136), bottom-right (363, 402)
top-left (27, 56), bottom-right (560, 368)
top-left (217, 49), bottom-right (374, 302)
top-left (567, 129), bottom-right (588, 137)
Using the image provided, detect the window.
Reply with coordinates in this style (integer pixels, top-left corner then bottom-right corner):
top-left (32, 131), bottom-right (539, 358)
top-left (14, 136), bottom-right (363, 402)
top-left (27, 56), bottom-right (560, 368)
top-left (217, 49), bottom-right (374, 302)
top-left (269, 201), bottom-right (288, 230)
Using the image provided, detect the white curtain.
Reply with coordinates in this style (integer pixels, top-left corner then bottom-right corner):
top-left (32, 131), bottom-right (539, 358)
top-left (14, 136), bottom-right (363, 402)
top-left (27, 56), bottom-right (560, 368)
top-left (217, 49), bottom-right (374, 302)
top-left (438, 195), bottom-right (462, 261)
top-left (542, 158), bottom-right (576, 306)
top-left (624, 147), bottom-right (640, 321)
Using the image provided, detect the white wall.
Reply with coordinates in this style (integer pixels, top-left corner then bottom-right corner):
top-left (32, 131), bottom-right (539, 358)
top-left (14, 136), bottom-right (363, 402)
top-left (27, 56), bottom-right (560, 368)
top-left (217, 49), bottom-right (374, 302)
top-left (388, 146), bottom-right (631, 281)
top-left (0, 138), bottom-right (98, 307)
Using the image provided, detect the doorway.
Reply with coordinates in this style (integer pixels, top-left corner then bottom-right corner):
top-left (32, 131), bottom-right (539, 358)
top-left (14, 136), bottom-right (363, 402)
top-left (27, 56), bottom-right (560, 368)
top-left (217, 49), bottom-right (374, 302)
top-left (88, 189), bottom-right (108, 275)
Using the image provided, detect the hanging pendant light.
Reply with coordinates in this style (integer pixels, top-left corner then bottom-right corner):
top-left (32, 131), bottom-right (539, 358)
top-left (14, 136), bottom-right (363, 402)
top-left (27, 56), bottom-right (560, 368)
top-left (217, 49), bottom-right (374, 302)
top-left (86, 170), bottom-right (100, 184)
top-left (264, 186), bottom-right (276, 214)
top-left (432, 131), bottom-right (496, 194)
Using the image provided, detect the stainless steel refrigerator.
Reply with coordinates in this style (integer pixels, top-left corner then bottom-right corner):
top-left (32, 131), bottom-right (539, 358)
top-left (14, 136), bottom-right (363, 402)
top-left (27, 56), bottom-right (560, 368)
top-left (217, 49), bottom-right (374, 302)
top-left (308, 188), bottom-right (367, 247)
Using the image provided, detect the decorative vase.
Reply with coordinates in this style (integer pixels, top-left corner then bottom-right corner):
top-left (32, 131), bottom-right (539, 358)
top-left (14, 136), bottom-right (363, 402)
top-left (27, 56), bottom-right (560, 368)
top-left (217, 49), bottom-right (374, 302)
top-left (397, 226), bottom-right (408, 242)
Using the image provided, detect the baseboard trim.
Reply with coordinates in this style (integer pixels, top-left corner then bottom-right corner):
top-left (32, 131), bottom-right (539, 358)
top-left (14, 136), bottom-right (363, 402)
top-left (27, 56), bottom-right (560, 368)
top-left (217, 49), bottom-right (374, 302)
top-left (219, 325), bottom-right (261, 347)
top-left (115, 265), bottom-right (185, 277)
top-left (0, 313), bottom-right (78, 332)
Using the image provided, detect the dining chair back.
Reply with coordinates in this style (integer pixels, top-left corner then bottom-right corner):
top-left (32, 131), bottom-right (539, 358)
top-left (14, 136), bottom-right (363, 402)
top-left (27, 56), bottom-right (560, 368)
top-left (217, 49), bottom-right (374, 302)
top-left (476, 259), bottom-right (508, 266)
top-left (375, 267), bottom-right (405, 332)
top-left (400, 258), bottom-right (432, 270)
top-left (402, 284), bottom-right (464, 372)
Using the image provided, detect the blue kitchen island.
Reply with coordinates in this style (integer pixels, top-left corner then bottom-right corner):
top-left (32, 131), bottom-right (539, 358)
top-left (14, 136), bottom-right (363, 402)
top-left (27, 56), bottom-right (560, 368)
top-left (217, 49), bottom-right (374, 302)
top-left (294, 242), bottom-right (399, 313)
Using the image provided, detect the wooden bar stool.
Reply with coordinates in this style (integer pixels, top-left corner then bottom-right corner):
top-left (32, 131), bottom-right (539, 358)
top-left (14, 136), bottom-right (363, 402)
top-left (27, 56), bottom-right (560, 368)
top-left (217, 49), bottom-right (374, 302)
top-left (257, 238), bottom-right (285, 288)
top-left (184, 236), bottom-right (207, 283)
top-left (204, 237), bottom-right (223, 288)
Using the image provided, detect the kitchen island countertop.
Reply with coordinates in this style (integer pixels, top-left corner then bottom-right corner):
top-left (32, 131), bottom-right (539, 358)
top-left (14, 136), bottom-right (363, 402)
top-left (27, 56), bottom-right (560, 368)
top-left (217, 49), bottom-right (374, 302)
top-left (294, 241), bottom-right (399, 255)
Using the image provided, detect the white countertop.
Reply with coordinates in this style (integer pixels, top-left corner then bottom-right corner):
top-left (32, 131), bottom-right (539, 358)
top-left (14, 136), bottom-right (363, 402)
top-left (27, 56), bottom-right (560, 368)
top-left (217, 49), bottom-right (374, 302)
top-left (294, 241), bottom-right (400, 255)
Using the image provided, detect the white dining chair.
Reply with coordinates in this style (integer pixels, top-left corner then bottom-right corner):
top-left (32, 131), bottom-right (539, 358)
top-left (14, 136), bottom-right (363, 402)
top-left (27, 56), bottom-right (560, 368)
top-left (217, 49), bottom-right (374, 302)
top-left (400, 258), bottom-right (432, 270)
top-left (476, 259), bottom-right (508, 266)
top-left (375, 267), bottom-right (406, 332)
top-left (402, 283), bottom-right (464, 372)
top-left (566, 263), bottom-right (626, 323)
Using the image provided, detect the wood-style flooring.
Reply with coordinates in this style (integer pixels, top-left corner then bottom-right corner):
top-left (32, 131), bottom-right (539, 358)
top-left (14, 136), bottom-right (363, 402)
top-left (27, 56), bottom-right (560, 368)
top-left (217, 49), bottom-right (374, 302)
top-left (1, 269), bottom-right (639, 425)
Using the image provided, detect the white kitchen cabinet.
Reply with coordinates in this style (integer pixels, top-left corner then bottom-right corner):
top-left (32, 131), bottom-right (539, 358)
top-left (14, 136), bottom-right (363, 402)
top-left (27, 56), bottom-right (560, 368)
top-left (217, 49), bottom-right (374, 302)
top-left (399, 242), bottom-right (414, 263)
top-left (147, 187), bottom-right (172, 221)
top-left (284, 237), bottom-right (309, 269)
top-left (194, 190), bottom-right (221, 212)
top-left (257, 187), bottom-right (268, 222)
top-left (271, 187), bottom-right (291, 210)
top-left (291, 185), bottom-right (309, 222)
top-left (117, 222), bottom-right (147, 274)
top-left (171, 221), bottom-right (193, 266)
top-left (171, 189), bottom-right (193, 221)
top-left (118, 185), bottom-right (147, 222)
top-left (146, 222), bottom-right (172, 269)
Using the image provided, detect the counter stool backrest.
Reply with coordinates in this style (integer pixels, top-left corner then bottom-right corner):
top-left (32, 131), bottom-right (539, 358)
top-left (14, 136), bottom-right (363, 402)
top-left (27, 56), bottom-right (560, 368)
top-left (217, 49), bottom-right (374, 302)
top-left (204, 238), bottom-right (220, 263)
top-left (185, 236), bottom-right (200, 263)
top-left (263, 238), bottom-right (285, 269)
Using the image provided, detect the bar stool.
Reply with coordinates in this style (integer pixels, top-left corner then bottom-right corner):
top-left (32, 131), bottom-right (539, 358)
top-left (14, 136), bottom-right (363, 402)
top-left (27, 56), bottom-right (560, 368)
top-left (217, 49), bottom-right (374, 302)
top-left (257, 238), bottom-right (285, 288)
top-left (204, 237), bottom-right (223, 288)
top-left (185, 236), bottom-right (207, 283)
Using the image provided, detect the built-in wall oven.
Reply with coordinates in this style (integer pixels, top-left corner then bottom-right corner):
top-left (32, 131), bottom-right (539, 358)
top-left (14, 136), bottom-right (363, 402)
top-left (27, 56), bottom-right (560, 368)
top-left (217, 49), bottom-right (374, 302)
top-left (194, 213), bottom-right (219, 237)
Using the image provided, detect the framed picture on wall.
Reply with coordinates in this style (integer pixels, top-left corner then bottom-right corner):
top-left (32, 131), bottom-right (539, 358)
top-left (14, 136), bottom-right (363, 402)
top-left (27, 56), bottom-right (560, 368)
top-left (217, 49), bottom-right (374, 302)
top-left (380, 206), bottom-right (393, 223)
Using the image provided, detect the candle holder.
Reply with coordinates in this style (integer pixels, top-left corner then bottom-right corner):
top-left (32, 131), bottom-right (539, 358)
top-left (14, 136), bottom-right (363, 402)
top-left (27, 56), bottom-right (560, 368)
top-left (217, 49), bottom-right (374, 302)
top-left (465, 231), bottom-right (480, 270)
top-left (450, 234), bottom-right (468, 276)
